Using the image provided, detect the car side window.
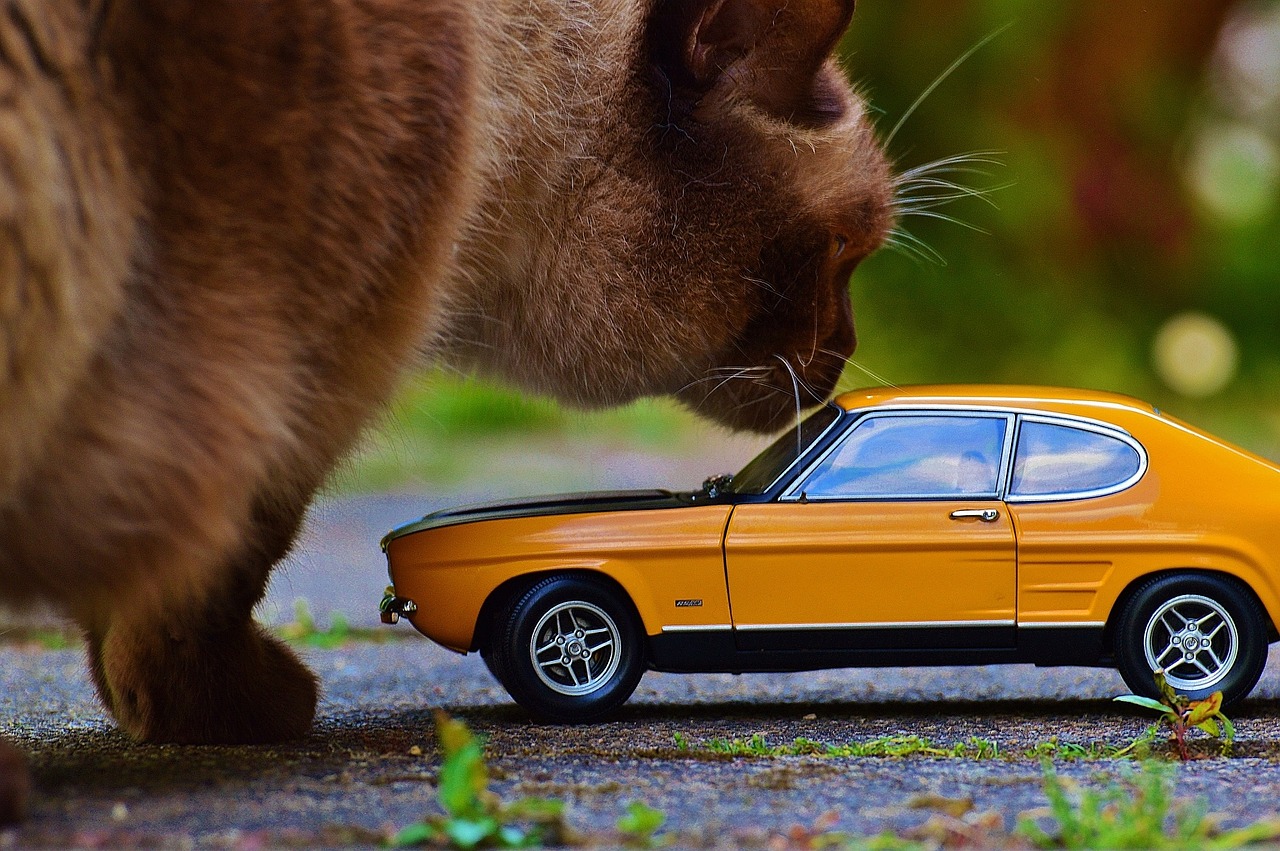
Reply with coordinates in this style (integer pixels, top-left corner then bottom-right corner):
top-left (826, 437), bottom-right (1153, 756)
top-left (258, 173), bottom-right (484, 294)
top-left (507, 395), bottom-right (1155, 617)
top-left (797, 415), bottom-right (1008, 499)
top-left (1010, 420), bottom-right (1142, 498)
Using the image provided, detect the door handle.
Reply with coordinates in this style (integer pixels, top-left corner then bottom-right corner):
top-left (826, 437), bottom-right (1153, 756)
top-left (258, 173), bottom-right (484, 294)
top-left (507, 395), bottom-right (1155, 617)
top-left (950, 508), bottom-right (1000, 522)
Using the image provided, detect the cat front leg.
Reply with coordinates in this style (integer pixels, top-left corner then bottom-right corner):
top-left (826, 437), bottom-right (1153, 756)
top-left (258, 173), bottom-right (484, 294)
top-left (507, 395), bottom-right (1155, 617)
top-left (85, 490), bottom-right (319, 744)
top-left (91, 611), bottom-right (318, 745)
top-left (0, 735), bottom-right (29, 825)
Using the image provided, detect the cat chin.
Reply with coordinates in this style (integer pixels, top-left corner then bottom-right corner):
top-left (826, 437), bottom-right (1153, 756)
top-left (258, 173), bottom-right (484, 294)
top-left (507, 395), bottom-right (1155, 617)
top-left (677, 388), bottom-right (828, 434)
top-left (674, 364), bottom-right (844, 434)
top-left (710, 401), bottom-right (825, 434)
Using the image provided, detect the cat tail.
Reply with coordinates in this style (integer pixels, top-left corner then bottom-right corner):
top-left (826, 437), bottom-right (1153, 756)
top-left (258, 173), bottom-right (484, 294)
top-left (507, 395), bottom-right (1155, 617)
top-left (0, 0), bottom-right (138, 500)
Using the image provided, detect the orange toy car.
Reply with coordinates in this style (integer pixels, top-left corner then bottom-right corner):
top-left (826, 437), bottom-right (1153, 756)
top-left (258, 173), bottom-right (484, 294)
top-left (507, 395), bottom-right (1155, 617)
top-left (379, 386), bottom-right (1280, 722)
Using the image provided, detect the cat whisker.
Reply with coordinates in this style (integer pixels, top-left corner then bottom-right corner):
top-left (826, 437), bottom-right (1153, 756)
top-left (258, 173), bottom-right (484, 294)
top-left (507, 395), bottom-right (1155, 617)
top-left (882, 235), bottom-right (930, 265)
top-left (674, 366), bottom-right (772, 400)
top-left (812, 346), bottom-right (857, 388)
top-left (799, 311), bottom-right (822, 370)
top-left (741, 274), bottom-right (787, 299)
top-left (722, 390), bottom-right (781, 420)
top-left (894, 151), bottom-right (1006, 182)
top-left (893, 180), bottom-right (1013, 210)
top-left (888, 149), bottom-right (1009, 242)
top-left (884, 227), bottom-right (947, 266)
top-left (841, 356), bottom-right (901, 390)
top-left (895, 185), bottom-right (994, 202)
top-left (894, 197), bottom-right (993, 215)
top-left (774, 355), bottom-right (807, 454)
top-left (895, 208), bottom-right (990, 235)
top-left (882, 23), bottom-right (1012, 150)
top-left (895, 172), bottom-right (1005, 196)
top-left (705, 365), bottom-right (772, 374)
top-left (815, 345), bottom-right (853, 369)
top-left (715, 378), bottom-right (796, 422)
top-left (786, 353), bottom-right (832, 403)
top-left (706, 371), bottom-right (771, 399)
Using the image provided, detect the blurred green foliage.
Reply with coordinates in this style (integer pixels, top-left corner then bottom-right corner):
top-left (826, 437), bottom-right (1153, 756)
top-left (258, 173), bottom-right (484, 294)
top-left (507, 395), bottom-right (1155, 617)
top-left (346, 0), bottom-right (1280, 491)
top-left (338, 372), bottom-right (697, 491)
top-left (841, 0), bottom-right (1280, 452)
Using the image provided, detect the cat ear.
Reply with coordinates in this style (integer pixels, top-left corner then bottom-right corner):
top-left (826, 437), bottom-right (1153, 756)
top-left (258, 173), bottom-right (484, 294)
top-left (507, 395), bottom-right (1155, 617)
top-left (663, 0), bottom-right (856, 118)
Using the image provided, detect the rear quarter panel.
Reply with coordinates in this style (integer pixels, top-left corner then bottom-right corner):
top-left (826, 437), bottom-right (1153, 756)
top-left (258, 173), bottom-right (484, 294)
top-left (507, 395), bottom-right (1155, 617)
top-left (385, 506), bottom-right (734, 651)
top-left (1012, 407), bottom-right (1280, 632)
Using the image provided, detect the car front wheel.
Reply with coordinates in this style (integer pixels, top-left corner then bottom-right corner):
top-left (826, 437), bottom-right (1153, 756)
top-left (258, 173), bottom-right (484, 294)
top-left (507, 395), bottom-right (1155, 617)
top-left (491, 575), bottom-right (645, 722)
top-left (1115, 573), bottom-right (1268, 708)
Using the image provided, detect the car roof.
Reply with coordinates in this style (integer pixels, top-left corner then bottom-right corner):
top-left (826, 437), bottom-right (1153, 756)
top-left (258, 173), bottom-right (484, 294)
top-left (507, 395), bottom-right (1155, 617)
top-left (832, 385), bottom-right (1157, 418)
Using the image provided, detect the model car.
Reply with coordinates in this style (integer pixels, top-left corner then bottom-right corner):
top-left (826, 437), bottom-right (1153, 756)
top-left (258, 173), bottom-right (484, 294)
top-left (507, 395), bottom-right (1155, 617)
top-left (379, 385), bottom-right (1280, 722)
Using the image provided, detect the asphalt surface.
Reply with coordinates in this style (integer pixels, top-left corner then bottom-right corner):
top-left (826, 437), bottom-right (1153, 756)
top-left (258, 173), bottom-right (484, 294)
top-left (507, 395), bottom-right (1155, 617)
top-left (7, 640), bottom-right (1280, 847)
top-left (5, 491), bottom-right (1280, 846)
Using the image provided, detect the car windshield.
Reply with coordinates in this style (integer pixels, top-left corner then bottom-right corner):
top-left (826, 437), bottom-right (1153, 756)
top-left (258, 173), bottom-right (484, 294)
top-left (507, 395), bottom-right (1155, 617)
top-left (726, 404), bottom-right (843, 494)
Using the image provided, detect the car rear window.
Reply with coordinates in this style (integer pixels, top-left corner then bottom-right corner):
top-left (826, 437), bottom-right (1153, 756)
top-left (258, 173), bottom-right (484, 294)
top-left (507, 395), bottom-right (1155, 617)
top-left (1010, 420), bottom-right (1143, 499)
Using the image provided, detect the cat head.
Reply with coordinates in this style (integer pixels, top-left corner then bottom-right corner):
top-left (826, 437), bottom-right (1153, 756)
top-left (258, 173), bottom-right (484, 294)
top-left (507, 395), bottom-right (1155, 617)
top-left (443, 0), bottom-right (892, 433)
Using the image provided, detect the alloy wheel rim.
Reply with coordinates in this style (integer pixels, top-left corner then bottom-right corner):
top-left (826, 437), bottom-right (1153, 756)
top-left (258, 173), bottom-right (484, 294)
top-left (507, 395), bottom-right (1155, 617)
top-left (529, 601), bottom-right (622, 696)
top-left (1143, 594), bottom-right (1238, 692)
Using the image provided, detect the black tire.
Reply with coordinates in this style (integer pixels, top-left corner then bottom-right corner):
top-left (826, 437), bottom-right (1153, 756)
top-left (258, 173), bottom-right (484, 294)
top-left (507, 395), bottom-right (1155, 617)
top-left (1114, 573), bottom-right (1269, 708)
top-left (478, 579), bottom-right (545, 691)
top-left (490, 574), bottom-right (645, 723)
top-left (480, 646), bottom-right (511, 690)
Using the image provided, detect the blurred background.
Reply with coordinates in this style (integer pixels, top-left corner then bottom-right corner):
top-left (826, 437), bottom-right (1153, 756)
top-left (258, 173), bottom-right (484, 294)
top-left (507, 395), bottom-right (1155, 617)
top-left (334, 0), bottom-right (1280, 497)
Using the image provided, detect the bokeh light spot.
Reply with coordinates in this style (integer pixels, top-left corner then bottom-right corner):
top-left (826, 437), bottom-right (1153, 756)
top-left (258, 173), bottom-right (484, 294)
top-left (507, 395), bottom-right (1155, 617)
top-left (1152, 312), bottom-right (1240, 398)
top-left (1213, 5), bottom-right (1280, 116)
top-left (1186, 122), bottom-right (1280, 222)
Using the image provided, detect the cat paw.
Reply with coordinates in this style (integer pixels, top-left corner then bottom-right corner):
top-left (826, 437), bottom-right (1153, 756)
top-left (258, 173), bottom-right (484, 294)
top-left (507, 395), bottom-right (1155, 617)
top-left (97, 620), bottom-right (318, 745)
top-left (0, 736), bottom-right (29, 825)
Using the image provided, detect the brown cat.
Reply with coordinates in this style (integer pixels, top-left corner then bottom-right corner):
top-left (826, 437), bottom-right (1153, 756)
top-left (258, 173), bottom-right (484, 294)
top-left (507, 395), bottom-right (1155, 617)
top-left (0, 0), bottom-right (890, 821)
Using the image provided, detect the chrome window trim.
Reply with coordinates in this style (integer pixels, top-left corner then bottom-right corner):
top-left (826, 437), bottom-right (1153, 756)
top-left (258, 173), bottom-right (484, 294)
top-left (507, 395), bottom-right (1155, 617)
top-left (845, 402), bottom-right (1137, 436)
top-left (780, 409), bottom-right (1016, 502)
top-left (1005, 414), bottom-right (1148, 504)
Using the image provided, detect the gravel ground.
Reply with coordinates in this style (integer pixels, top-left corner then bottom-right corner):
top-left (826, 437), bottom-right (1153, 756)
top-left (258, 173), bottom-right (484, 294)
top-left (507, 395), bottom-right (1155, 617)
top-left (6, 493), bottom-right (1280, 847)
top-left (5, 638), bottom-right (1280, 848)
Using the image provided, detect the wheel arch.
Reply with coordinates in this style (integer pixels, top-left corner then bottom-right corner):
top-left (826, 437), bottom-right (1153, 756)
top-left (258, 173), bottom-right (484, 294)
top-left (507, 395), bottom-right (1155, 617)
top-left (470, 568), bottom-right (645, 653)
top-left (1103, 567), bottom-right (1279, 651)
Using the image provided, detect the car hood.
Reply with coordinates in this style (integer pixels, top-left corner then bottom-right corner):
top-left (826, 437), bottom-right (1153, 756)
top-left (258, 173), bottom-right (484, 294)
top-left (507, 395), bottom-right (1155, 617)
top-left (380, 490), bottom-right (695, 550)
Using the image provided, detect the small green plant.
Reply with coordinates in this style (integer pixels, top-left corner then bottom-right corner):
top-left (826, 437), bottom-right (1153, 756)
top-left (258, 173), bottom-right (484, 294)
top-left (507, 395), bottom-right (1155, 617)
top-left (1016, 761), bottom-right (1280, 849)
top-left (702, 732), bottom-right (775, 756)
top-left (615, 801), bottom-right (666, 847)
top-left (276, 599), bottom-right (401, 648)
top-left (676, 730), bottom-right (1175, 764)
top-left (278, 599), bottom-right (352, 649)
top-left (1023, 730), bottom-right (1157, 762)
top-left (1114, 669), bottom-right (1235, 760)
top-left (686, 733), bottom-right (1000, 759)
top-left (392, 712), bottom-right (566, 849)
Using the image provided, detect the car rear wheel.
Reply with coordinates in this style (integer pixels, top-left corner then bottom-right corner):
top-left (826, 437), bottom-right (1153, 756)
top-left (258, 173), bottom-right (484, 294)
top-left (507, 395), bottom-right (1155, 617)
top-left (1115, 573), bottom-right (1268, 708)
top-left (491, 575), bottom-right (645, 723)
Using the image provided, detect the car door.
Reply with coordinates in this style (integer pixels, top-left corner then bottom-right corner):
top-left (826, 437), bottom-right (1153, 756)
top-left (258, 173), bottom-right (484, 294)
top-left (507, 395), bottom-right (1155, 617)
top-left (724, 411), bottom-right (1018, 651)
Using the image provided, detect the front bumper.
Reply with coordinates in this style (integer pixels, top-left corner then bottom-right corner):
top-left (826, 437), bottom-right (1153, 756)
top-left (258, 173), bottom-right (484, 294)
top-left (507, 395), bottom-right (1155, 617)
top-left (379, 586), bottom-right (418, 624)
